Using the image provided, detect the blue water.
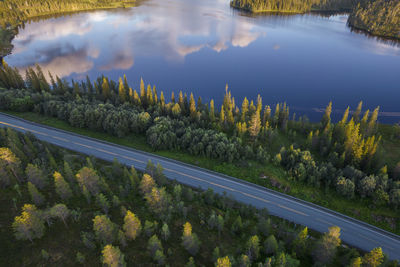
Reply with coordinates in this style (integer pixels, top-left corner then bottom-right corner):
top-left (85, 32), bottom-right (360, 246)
top-left (5, 0), bottom-right (400, 123)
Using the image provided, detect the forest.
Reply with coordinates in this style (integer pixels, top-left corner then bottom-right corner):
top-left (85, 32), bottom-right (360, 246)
top-left (0, 125), bottom-right (396, 265)
top-left (1, 62), bottom-right (400, 234)
top-left (348, 0), bottom-right (400, 40)
top-left (229, 0), bottom-right (368, 13)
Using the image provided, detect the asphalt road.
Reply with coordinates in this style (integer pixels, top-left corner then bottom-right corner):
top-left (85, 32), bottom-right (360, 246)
top-left (0, 113), bottom-right (399, 260)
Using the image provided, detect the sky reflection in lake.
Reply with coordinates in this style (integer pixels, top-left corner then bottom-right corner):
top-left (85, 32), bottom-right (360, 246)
top-left (5, 0), bottom-right (400, 123)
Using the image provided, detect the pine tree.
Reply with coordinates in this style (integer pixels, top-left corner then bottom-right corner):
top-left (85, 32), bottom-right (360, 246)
top-left (54, 171), bottom-right (72, 200)
top-left (182, 222), bottom-right (200, 255)
top-left (241, 97), bottom-right (249, 122)
top-left (93, 215), bottom-right (116, 244)
top-left (102, 245), bottom-right (126, 267)
top-left (140, 78), bottom-right (146, 105)
top-left (274, 103), bottom-right (280, 125)
top-left (219, 106), bottom-right (225, 126)
top-left (123, 74), bottom-right (129, 93)
top-left (133, 90), bottom-right (141, 106)
top-left (349, 257), bottom-right (362, 267)
top-left (118, 77), bottom-right (126, 103)
top-left (263, 105), bottom-right (271, 124)
top-left (160, 91), bottom-right (165, 109)
top-left (50, 203), bottom-right (70, 226)
top-left (128, 87), bottom-right (133, 102)
top-left (340, 106), bottom-right (350, 125)
top-left (189, 93), bottom-right (196, 119)
top-left (76, 167), bottom-right (100, 195)
top-left (321, 101), bottom-right (332, 134)
top-left (86, 75), bottom-right (93, 94)
top-left (63, 161), bottom-right (74, 184)
top-left (102, 77), bottom-right (111, 100)
top-left (139, 174), bottom-right (155, 195)
top-left (178, 91), bottom-right (184, 111)
top-left (28, 182), bottom-right (45, 206)
top-left (26, 163), bottom-right (47, 189)
top-left (147, 235), bottom-right (163, 257)
top-left (171, 92), bottom-right (175, 103)
top-left (249, 110), bottom-right (261, 139)
top-left (12, 204), bottom-right (45, 242)
top-left (246, 235), bottom-right (260, 261)
top-left (0, 147), bottom-right (21, 187)
top-left (216, 256), bottom-right (231, 267)
top-left (172, 103), bottom-right (181, 117)
top-left (153, 85), bottom-right (158, 104)
top-left (367, 106), bottom-right (379, 136)
top-left (361, 109), bottom-right (370, 126)
top-left (123, 210), bottom-right (141, 240)
top-left (209, 99), bottom-right (215, 122)
top-left (147, 84), bottom-right (153, 106)
top-left (256, 94), bottom-right (262, 112)
top-left (362, 247), bottom-right (384, 267)
top-left (264, 234), bottom-right (278, 255)
top-left (313, 226), bottom-right (341, 265)
top-left (353, 101), bottom-right (363, 123)
top-left (155, 223), bottom-right (167, 242)
top-left (96, 193), bottom-right (110, 214)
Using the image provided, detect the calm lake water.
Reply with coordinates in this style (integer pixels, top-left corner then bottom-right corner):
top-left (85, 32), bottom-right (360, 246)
top-left (5, 0), bottom-right (400, 123)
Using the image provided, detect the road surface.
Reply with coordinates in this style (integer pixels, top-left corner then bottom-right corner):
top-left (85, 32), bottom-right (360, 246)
top-left (0, 113), bottom-right (399, 260)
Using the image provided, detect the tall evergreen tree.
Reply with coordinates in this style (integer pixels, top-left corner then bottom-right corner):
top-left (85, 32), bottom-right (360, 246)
top-left (118, 77), bottom-right (126, 103)
top-left (353, 101), bottom-right (363, 123)
top-left (102, 77), bottom-right (111, 100)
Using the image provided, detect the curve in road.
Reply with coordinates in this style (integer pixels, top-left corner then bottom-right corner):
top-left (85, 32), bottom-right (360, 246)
top-left (0, 113), bottom-right (399, 260)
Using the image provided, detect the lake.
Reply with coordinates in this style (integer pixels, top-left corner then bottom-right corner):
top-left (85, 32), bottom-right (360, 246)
top-left (5, 0), bottom-right (400, 123)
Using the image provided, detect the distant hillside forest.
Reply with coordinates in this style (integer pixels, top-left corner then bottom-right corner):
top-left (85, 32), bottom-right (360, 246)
top-left (230, 0), bottom-right (368, 13)
top-left (348, 0), bottom-right (400, 40)
top-left (2, 129), bottom-right (395, 266)
top-left (0, 0), bottom-right (136, 27)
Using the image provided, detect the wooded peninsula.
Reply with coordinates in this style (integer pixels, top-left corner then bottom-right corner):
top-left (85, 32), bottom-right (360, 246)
top-left (230, 0), bottom-right (400, 40)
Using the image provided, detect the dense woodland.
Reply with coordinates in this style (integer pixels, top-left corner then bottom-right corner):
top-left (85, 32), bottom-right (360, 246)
top-left (0, 126), bottom-right (396, 265)
top-left (1, 63), bottom-right (400, 217)
top-left (348, 0), bottom-right (400, 40)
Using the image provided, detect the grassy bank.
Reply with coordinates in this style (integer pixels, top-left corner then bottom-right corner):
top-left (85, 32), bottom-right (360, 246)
top-left (4, 110), bottom-right (399, 235)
